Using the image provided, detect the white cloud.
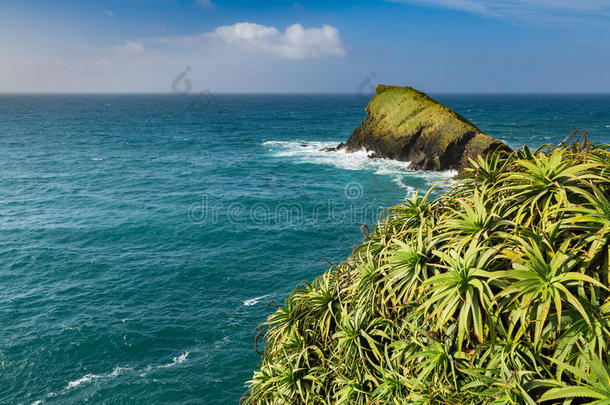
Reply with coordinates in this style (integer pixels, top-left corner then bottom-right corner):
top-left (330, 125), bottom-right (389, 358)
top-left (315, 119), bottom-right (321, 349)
top-left (390, 0), bottom-right (610, 23)
top-left (112, 41), bottom-right (144, 56)
top-left (196, 0), bottom-right (215, 9)
top-left (398, 0), bottom-right (487, 14)
top-left (0, 22), bottom-right (348, 92)
top-left (103, 9), bottom-right (114, 17)
top-left (159, 22), bottom-right (347, 60)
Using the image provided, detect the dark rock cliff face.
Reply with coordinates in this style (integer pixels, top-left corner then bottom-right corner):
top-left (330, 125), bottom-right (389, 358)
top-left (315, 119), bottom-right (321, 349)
top-left (332, 85), bottom-right (510, 171)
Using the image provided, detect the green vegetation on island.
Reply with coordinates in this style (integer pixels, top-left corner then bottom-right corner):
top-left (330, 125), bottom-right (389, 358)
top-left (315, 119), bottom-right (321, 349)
top-left (338, 85), bottom-right (510, 172)
top-left (245, 135), bottom-right (610, 404)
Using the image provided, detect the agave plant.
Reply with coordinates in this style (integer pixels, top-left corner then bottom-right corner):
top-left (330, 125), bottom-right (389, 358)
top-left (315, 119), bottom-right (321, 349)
top-left (500, 148), bottom-right (600, 226)
top-left (421, 238), bottom-right (498, 347)
top-left (245, 137), bottom-right (610, 405)
top-left (381, 229), bottom-right (432, 306)
top-left (493, 234), bottom-right (604, 342)
top-left (540, 352), bottom-right (610, 404)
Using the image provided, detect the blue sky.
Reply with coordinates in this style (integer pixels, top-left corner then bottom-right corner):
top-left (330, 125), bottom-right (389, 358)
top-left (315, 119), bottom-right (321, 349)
top-left (1, 0), bottom-right (609, 92)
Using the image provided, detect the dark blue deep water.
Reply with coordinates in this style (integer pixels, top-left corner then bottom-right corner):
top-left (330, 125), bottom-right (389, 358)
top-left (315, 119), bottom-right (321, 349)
top-left (1, 93), bottom-right (609, 404)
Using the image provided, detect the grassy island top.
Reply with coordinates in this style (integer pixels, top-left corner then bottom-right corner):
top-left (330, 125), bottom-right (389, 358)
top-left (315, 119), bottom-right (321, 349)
top-left (344, 85), bottom-right (508, 171)
top-left (367, 84), bottom-right (480, 147)
top-left (245, 135), bottom-right (610, 404)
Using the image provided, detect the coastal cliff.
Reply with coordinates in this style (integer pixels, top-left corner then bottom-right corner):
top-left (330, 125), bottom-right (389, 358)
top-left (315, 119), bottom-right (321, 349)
top-left (336, 85), bottom-right (509, 171)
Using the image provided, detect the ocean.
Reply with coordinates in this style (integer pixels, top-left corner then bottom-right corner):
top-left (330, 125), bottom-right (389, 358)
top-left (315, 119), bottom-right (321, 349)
top-left (1, 93), bottom-right (609, 404)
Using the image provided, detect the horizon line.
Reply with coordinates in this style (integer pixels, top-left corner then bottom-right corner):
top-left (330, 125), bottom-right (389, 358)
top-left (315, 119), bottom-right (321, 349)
top-left (1, 91), bottom-right (610, 95)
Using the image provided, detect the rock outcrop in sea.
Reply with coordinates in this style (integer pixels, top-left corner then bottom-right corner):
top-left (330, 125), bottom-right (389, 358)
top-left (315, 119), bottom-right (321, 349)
top-left (329, 84), bottom-right (510, 171)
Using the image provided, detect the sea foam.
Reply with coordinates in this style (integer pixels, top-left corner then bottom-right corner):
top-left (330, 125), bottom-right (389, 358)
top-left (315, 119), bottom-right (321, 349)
top-left (262, 140), bottom-right (412, 174)
top-left (262, 140), bottom-right (456, 194)
top-left (158, 352), bottom-right (189, 368)
top-left (66, 366), bottom-right (132, 389)
top-left (33, 352), bottom-right (191, 403)
top-left (243, 294), bottom-right (271, 307)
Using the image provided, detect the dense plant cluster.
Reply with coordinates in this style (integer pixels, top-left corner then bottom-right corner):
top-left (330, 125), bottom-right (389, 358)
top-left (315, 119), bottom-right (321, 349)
top-left (245, 137), bottom-right (610, 404)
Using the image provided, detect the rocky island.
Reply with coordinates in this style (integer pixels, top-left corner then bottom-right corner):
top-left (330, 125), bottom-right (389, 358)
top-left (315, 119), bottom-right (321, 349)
top-left (327, 84), bottom-right (510, 171)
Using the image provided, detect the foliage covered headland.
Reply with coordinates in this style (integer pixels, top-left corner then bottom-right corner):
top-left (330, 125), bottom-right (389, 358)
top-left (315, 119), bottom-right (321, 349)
top-left (245, 135), bottom-right (610, 404)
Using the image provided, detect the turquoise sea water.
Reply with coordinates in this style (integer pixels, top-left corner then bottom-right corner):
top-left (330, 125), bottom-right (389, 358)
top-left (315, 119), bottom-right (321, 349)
top-left (1, 93), bottom-right (609, 404)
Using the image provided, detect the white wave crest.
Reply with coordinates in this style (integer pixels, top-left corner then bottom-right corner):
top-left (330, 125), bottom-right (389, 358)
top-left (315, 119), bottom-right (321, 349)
top-left (262, 140), bottom-right (414, 174)
top-left (392, 177), bottom-right (415, 195)
top-left (66, 366), bottom-right (132, 390)
top-left (243, 294), bottom-right (271, 307)
top-left (33, 351), bottom-right (191, 403)
top-left (262, 140), bottom-right (456, 193)
top-left (159, 352), bottom-right (189, 368)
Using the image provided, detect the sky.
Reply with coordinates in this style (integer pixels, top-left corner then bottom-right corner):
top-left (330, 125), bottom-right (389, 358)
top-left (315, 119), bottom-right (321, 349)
top-left (1, 0), bottom-right (609, 93)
